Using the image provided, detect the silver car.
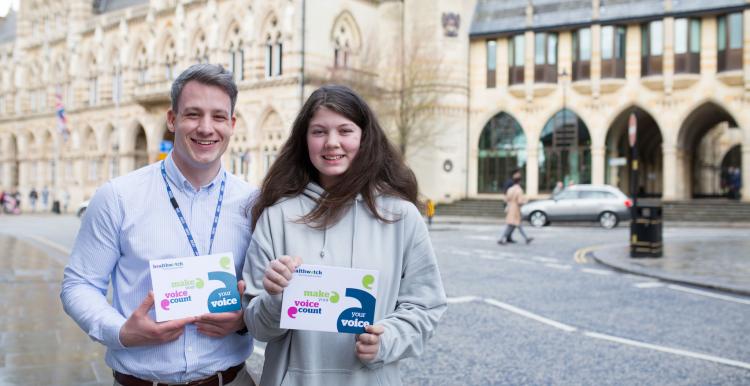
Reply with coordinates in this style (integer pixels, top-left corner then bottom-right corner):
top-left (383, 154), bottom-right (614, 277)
top-left (521, 184), bottom-right (632, 229)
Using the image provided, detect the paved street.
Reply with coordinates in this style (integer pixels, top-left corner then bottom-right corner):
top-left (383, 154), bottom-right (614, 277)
top-left (1, 215), bottom-right (749, 385)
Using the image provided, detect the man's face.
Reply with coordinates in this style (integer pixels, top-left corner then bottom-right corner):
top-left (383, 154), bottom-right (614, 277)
top-left (167, 81), bottom-right (235, 173)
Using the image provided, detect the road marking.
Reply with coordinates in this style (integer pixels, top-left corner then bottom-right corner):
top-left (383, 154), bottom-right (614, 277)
top-left (452, 250), bottom-right (471, 256)
top-left (573, 244), bottom-right (614, 264)
top-left (584, 331), bottom-right (750, 371)
top-left (667, 285), bottom-right (750, 305)
top-left (466, 235), bottom-right (496, 241)
top-left (634, 282), bottom-right (665, 289)
top-left (581, 268), bottom-right (613, 276)
top-left (447, 296), bottom-right (482, 304)
top-left (483, 298), bottom-right (578, 333)
top-left (507, 258), bottom-right (534, 265)
top-left (545, 263), bottom-right (572, 270)
top-left (447, 295), bottom-right (750, 370)
top-left (532, 256), bottom-right (558, 263)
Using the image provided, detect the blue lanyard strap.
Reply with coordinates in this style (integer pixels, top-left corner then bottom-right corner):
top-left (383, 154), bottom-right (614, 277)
top-left (160, 161), bottom-right (226, 256)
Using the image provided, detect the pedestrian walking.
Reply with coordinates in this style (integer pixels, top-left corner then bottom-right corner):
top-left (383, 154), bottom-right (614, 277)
top-left (498, 174), bottom-right (533, 245)
top-left (61, 189), bottom-right (70, 213)
top-left (28, 188), bottom-right (38, 212)
top-left (502, 168), bottom-right (521, 193)
top-left (426, 198), bottom-right (435, 226)
top-left (41, 186), bottom-right (49, 211)
top-left (243, 85), bottom-right (446, 386)
top-left (552, 180), bottom-right (564, 196)
top-left (61, 64), bottom-right (257, 385)
top-left (728, 166), bottom-right (741, 200)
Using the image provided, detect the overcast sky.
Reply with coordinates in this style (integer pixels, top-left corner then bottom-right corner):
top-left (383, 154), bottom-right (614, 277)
top-left (0, 0), bottom-right (19, 18)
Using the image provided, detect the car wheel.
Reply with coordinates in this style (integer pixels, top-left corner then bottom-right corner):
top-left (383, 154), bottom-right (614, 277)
top-left (529, 211), bottom-right (548, 227)
top-left (599, 211), bottom-right (618, 229)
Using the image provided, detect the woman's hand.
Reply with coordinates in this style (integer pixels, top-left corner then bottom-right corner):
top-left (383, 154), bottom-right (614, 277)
top-left (356, 324), bottom-right (384, 362)
top-left (263, 255), bottom-right (303, 295)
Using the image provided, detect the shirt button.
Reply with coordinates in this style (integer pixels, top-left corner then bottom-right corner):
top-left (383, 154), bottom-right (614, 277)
top-left (187, 346), bottom-right (193, 352)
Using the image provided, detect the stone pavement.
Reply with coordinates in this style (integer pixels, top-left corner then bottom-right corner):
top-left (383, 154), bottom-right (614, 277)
top-left (430, 215), bottom-right (750, 297)
top-left (589, 239), bottom-right (750, 296)
top-left (0, 234), bottom-right (109, 385)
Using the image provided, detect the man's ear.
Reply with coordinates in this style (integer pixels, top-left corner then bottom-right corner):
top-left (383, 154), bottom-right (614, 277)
top-left (167, 109), bottom-right (176, 133)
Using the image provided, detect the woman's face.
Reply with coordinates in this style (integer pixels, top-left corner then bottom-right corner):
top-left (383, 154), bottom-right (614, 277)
top-left (307, 107), bottom-right (362, 189)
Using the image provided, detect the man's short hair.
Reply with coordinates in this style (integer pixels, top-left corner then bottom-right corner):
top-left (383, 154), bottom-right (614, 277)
top-left (170, 63), bottom-right (238, 114)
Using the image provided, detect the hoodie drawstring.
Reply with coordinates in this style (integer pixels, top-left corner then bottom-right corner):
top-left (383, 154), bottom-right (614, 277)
top-left (320, 227), bottom-right (327, 258)
top-left (319, 197), bottom-right (359, 269)
top-left (350, 199), bottom-right (358, 268)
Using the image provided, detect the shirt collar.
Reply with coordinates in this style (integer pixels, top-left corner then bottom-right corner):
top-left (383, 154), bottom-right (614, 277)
top-left (164, 151), bottom-right (225, 193)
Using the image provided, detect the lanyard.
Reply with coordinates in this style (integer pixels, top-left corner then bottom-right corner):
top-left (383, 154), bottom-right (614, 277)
top-left (160, 161), bottom-right (226, 256)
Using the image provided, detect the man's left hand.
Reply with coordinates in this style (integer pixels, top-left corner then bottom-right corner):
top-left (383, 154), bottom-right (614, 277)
top-left (195, 280), bottom-right (246, 338)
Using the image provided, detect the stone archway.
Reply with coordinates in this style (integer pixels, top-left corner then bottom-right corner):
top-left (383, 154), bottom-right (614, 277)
top-left (477, 112), bottom-right (527, 194)
top-left (134, 125), bottom-right (148, 169)
top-left (5, 134), bottom-right (19, 189)
top-left (677, 102), bottom-right (739, 199)
top-left (538, 108), bottom-right (592, 192)
top-left (605, 107), bottom-right (663, 197)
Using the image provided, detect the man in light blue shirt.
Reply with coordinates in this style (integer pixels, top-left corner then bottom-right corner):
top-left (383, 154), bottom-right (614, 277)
top-left (61, 64), bottom-right (257, 385)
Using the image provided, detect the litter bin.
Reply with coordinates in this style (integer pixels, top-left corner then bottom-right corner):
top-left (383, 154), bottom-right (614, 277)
top-left (51, 200), bottom-right (61, 214)
top-left (630, 205), bottom-right (662, 258)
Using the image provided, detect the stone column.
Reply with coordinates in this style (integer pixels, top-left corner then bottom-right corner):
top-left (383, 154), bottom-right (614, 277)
top-left (591, 145), bottom-right (606, 185)
top-left (743, 143), bottom-right (750, 202)
top-left (663, 17), bottom-right (674, 94)
top-left (525, 30), bottom-right (535, 102)
top-left (662, 145), bottom-right (678, 201)
top-left (0, 160), bottom-right (6, 189)
top-left (526, 145), bottom-right (539, 197)
top-left (120, 154), bottom-right (135, 175)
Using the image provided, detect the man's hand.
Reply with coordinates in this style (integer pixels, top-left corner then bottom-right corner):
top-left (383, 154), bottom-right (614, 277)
top-left (355, 324), bottom-right (384, 363)
top-left (263, 255), bottom-right (303, 295)
top-left (119, 291), bottom-right (196, 347)
top-left (195, 280), bottom-right (246, 337)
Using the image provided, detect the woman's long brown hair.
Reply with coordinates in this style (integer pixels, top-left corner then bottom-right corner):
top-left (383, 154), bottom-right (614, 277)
top-left (250, 85), bottom-right (418, 230)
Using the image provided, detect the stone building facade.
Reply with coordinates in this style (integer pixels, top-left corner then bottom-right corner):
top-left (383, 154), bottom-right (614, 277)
top-left (469, 0), bottom-right (750, 202)
top-left (1, 0), bottom-right (749, 212)
top-left (0, 0), bottom-right (472, 211)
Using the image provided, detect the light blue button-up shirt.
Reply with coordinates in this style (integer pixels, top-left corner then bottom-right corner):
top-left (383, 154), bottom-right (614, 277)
top-left (61, 152), bottom-right (256, 382)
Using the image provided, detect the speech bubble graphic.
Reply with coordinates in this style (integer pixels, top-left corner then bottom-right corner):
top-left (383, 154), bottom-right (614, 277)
top-left (160, 299), bottom-right (170, 310)
top-left (287, 306), bottom-right (298, 319)
top-left (329, 291), bottom-right (340, 303)
top-left (195, 278), bottom-right (204, 289)
top-left (220, 256), bottom-right (232, 270)
top-left (362, 274), bottom-right (375, 290)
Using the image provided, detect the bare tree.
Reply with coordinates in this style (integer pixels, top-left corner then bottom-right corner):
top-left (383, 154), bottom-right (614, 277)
top-left (328, 28), bottom-right (446, 158)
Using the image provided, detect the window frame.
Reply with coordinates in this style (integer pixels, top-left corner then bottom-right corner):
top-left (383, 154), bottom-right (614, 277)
top-left (534, 32), bottom-right (558, 84)
top-left (572, 28), bottom-right (591, 81)
top-left (601, 25), bottom-right (626, 79)
top-left (674, 18), bottom-right (701, 74)
top-left (718, 13), bottom-right (743, 72)
top-left (486, 39), bottom-right (497, 88)
top-left (508, 34), bottom-right (525, 85)
top-left (641, 20), bottom-right (664, 76)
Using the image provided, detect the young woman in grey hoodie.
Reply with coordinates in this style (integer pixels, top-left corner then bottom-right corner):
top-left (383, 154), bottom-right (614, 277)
top-left (242, 85), bottom-right (447, 386)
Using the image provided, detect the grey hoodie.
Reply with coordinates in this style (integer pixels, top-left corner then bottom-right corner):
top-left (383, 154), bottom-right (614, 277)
top-left (242, 183), bottom-right (447, 386)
